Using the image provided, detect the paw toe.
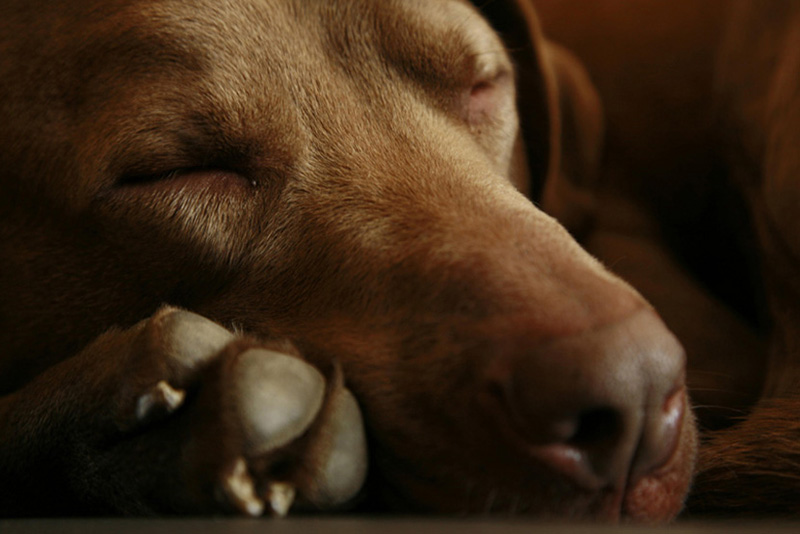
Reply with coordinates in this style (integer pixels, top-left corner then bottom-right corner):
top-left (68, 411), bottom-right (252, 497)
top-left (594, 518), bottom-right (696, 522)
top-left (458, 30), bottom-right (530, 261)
top-left (302, 386), bottom-right (368, 508)
top-left (231, 348), bottom-right (326, 457)
top-left (156, 308), bottom-right (235, 381)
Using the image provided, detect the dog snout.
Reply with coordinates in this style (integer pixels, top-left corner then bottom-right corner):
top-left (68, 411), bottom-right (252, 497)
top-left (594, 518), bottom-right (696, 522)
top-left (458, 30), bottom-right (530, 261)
top-left (481, 308), bottom-right (687, 492)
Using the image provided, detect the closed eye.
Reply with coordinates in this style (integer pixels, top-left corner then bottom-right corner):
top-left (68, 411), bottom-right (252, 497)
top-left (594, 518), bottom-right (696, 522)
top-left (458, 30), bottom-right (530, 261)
top-left (116, 167), bottom-right (257, 195)
top-left (464, 65), bottom-right (513, 124)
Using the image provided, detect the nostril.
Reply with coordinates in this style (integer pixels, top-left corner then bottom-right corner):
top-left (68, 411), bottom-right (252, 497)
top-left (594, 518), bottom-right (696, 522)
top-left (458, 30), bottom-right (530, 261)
top-left (483, 378), bottom-right (622, 447)
top-left (479, 309), bottom-right (687, 493)
top-left (531, 408), bottom-right (628, 491)
top-left (483, 375), bottom-right (630, 490)
top-left (569, 408), bottom-right (622, 449)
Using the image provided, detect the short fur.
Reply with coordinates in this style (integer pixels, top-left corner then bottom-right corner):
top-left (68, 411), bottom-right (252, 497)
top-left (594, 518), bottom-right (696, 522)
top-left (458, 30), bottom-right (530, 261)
top-left (0, 0), bottom-right (697, 521)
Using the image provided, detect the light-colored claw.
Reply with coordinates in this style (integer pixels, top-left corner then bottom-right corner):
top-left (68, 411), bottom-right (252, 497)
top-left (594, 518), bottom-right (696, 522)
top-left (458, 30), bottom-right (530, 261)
top-left (161, 310), bottom-right (235, 376)
top-left (231, 349), bottom-right (326, 457)
top-left (265, 482), bottom-right (296, 517)
top-left (221, 458), bottom-right (265, 517)
top-left (135, 380), bottom-right (186, 422)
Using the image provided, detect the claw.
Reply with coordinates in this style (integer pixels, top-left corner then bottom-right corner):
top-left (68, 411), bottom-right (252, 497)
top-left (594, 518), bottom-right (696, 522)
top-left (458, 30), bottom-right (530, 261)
top-left (221, 457), bottom-right (265, 517)
top-left (135, 380), bottom-right (186, 423)
top-left (265, 481), bottom-right (296, 517)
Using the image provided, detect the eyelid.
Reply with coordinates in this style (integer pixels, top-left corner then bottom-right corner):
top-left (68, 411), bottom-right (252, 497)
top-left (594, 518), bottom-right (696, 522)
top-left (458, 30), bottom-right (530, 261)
top-left (464, 61), bottom-right (513, 124)
top-left (114, 167), bottom-right (256, 193)
top-left (117, 168), bottom-right (183, 187)
top-left (471, 49), bottom-right (513, 83)
top-left (473, 65), bottom-right (512, 90)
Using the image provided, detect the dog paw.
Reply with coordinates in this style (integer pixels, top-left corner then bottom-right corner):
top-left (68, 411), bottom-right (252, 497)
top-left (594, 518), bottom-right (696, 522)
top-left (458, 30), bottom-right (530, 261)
top-left (215, 344), bottom-right (367, 515)
top-left (105, 307), bottom-right (367, 516)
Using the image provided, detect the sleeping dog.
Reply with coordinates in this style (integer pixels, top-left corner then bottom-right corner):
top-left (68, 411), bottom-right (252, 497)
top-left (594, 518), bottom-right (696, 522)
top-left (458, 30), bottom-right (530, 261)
top-left (0, 0), bottom-right (697, 521)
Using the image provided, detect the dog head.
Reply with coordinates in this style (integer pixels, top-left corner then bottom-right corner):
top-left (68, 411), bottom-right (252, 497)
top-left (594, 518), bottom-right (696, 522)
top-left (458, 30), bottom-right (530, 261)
top-left (0, 0), bottom-right (696, 521)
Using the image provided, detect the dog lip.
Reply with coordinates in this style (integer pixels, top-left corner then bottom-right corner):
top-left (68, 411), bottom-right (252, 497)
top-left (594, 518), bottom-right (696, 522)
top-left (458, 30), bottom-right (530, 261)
top-left (621, 389), bottom-right (695, 522)
top-left (621, 453), bottom-right (686, 521)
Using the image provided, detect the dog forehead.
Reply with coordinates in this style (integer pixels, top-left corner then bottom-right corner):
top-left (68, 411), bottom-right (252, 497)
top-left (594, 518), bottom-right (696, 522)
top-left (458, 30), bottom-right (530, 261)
top-left (2, 0), bottom-right (506, 113)
top-left (94, 1), bottom-right (504, 143)
top-left (31, 0), bottom-right (503, 118)
top-left (139, 0), bottom-right (501, 85)
top-left (78, 0), bottom-right (493, 62)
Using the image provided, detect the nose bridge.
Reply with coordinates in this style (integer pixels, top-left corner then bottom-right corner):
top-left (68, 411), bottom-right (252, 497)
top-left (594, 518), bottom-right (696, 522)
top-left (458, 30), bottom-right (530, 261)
top-left (300, 143), bottom-right (643, 335)
top-left (442, 207), bottom-right (648, 337)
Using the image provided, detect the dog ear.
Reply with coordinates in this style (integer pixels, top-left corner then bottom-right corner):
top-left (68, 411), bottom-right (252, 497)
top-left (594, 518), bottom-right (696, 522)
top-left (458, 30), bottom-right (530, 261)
top-left (475, 1), bottom-right (604, 235)
top-left (473, 0), bottom-right (558, 199)
top-left (539, 42), bottom-right (604, 237)
top-left (473, 0), bottom-right (556, 199)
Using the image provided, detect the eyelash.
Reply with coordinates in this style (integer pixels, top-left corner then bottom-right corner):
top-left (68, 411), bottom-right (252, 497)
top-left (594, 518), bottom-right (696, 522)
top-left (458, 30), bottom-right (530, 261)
top-left (116, 167), bottom-right (258, 194)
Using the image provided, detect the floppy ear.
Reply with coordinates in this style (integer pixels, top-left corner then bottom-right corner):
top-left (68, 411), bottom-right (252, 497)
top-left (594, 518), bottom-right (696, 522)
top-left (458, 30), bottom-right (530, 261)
top-left (473, 0), bottom-right (557, 199)
top-left (540, 42), bottom-right (604, 237)
top-left (475, 0), bottom-right (604, 235)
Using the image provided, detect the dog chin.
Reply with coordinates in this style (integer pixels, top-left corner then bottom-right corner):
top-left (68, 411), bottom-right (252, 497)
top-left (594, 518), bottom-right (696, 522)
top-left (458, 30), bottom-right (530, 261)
top-left (368, 405), bottom-right (696, 522)
top-left (370, 459), bottom-right (696, 522)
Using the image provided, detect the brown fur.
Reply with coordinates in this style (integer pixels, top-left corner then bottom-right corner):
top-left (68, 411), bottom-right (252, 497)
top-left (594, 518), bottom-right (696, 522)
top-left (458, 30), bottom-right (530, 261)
top-left (533, 0), bottom-right (800, 516)
top-left (0, 0), bottom-right (696, 520)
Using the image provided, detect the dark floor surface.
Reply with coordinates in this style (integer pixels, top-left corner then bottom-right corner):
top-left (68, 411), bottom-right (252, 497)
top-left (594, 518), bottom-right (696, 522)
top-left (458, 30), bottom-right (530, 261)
top-left (2, 518), bottom-right (798, 534)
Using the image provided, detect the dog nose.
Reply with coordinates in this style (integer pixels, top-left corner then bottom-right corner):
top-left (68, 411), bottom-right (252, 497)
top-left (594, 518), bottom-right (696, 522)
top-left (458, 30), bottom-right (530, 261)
top-left (482, 309), bottom-right (687, 490)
